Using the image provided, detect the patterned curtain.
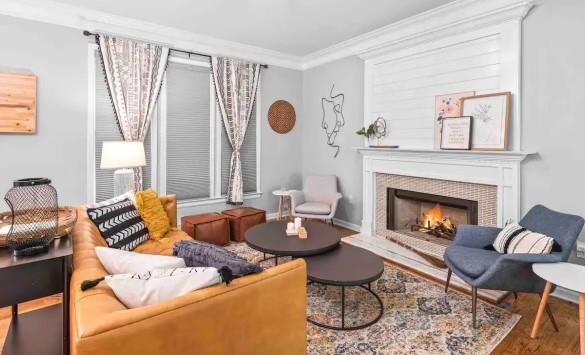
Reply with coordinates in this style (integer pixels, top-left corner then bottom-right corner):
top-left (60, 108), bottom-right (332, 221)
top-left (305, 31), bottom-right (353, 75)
top-left (96, 34), bottom-right (169, 191)
top-left (211, 57), bottom-right (261, 205)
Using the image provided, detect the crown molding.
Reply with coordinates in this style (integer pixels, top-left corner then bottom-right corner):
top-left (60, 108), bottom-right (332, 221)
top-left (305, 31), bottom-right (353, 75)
top-left (0, 0), bottom-right (304, 70)
top-left (301, 0), bottom-right (534, 69)
top-left (1, 0), bottom-right (533, 71)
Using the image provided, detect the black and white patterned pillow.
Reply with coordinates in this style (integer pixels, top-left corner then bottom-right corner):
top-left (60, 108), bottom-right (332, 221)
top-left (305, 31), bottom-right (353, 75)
top-left (87, 198), bottom-right (149, 251)
top-left (493, 223), bottom-right (554, 254)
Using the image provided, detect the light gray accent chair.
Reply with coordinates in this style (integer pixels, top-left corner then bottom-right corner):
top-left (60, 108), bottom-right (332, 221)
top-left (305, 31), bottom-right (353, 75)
top-left (289, 175), bottom-right (342, 225)
top-left (444, 205), bottom-right (585, 329)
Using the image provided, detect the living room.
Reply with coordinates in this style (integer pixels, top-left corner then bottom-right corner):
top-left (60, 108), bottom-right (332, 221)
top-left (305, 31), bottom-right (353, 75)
top-left (1, 0), bottom-right (584, 354)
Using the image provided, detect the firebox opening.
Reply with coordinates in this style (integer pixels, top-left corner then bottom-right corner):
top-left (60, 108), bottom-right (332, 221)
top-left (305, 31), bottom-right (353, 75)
top-left (386, 188), bottom-right (478, 241)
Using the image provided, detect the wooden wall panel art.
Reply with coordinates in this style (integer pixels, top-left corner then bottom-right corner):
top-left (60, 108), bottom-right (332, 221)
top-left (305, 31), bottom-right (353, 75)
top-left (0, 71), bottom-right (37, 133)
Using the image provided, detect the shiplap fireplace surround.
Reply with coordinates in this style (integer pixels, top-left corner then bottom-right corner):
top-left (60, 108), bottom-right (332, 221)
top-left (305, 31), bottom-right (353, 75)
top-left (343, 0), bottom-right (536, 301)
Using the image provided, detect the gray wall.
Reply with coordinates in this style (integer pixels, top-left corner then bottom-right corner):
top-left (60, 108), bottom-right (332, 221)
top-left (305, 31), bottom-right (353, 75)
top-left (521, 0), bottom-right (585, 230)
top-left (0, 15), bottom-right (303, 216)
top-left (300, 0), bottom-right (585, 240)
top-left (301, 57), bottom-right (364, 225)
top-left (0, 16), bottom-right (88, 205)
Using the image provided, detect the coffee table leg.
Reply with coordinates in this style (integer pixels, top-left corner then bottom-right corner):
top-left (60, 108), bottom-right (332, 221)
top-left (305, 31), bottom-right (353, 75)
top-left (531, 281), bottom-right (553, 338)
top-left (579, 293), bottom-right (585, 355)
top-left (275, 256), bottom-right (278, 266)
top-left (341, 286), bottom-right (345, 329)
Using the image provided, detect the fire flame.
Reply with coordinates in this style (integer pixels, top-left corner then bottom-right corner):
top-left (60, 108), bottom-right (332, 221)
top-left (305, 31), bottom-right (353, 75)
top-left (422, 204), bottom-right (444, 229)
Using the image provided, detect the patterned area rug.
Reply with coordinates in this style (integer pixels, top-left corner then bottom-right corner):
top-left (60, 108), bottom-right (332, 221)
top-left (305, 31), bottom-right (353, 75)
top-left (225, 242), bottom-right (520, 355)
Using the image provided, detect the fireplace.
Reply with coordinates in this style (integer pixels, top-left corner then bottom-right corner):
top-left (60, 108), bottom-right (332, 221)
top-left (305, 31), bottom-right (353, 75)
top-left (386, 188), bottom-right (478, 241)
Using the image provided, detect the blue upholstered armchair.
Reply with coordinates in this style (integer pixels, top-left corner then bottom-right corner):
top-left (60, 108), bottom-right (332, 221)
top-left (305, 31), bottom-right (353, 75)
top-left (444, 205), bottom-right (584, 328)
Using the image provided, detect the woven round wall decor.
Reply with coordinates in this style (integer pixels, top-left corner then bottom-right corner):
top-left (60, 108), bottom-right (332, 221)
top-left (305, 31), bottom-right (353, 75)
top-left (268, 100), bottom-right (296, 134)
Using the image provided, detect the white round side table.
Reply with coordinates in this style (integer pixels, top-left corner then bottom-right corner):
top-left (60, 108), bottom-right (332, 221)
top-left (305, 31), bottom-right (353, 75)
top-left (272, 190), bottom-right (291, 220)
top-left (531, 262), bottom-right (585, 355)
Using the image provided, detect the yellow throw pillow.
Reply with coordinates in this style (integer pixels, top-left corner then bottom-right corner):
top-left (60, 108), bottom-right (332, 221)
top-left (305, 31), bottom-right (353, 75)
top-left (135, 189), bottom-right (171, 240)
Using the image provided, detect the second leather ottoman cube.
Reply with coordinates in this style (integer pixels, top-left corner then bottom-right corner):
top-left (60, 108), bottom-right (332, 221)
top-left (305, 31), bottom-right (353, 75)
top-left (222, 207), bottom-right (266, 242)
top-left (181, 213), bottom-right (230, 246)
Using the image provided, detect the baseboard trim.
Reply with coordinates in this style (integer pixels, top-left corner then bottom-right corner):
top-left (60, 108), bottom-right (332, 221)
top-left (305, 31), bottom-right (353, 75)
top-left (333, 218), bottom-right (361, 232)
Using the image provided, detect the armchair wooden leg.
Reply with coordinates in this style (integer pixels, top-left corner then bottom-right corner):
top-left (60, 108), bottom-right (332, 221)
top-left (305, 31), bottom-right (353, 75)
top-left (531, 281), bottom-right (553, 338)
top-left (472, 287), bottom-right (478, 329)
top-left (330, 219), bottom-right (334, 227)
top-left (445, 269), bottom-right (452, 293)
top-left (545, 302), bottom-right (559, 332)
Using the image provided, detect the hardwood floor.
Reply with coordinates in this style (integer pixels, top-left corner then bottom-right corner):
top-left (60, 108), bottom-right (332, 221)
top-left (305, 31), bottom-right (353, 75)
top-left (0, 224), bottom-right (580, 354)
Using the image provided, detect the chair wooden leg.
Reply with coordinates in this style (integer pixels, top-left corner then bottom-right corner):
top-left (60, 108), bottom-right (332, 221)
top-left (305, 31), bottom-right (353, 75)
top-left (513, 292), bottom-right (518, 300)
top-left (472, 287), bottom-right (478, 329)
top-left (545, 302), bottom-right (559, 332)
top-left (445, 269), bottom-right (452, 293)
top-left (531, 281), bottom-right (553, 338)
top-left (330, 219), bottom-right (334, 227)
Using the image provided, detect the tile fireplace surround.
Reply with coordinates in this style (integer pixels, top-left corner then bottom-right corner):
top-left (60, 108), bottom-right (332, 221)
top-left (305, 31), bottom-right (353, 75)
top-left (345, 147), bottom-right (534, 302)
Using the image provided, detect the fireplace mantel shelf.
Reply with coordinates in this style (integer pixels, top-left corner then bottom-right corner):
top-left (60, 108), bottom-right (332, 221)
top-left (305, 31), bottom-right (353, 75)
top-left (354, 147), bottom-right (536, 162)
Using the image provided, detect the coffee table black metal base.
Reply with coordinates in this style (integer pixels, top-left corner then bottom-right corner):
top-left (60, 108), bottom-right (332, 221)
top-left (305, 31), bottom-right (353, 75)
top-left (307, 283), bottom-right (384, 331)
top-left (304, 244), bottom-right (385, 331)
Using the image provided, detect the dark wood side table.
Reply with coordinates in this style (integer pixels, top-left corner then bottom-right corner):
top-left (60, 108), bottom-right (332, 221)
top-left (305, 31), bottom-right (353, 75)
top-left (0, 237), bottom-right (72, 355)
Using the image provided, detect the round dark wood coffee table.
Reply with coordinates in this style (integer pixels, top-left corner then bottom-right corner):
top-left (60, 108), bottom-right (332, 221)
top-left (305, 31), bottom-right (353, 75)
top-left (245, 221), bottom-right (340, 264)
top-left (304, 244), bottom-right (384, 330)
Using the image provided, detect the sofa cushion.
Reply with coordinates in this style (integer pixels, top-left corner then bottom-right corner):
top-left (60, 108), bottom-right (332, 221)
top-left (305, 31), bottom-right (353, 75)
top-left (135, 189), bottom-right (171, 240)
top-left (445, 245), bottom-right (501, 278)
top-left (133, 229), bottom-right (192, 256)
top-left (174, 240), bottom-right (262, 277)
top-left (87, 198), bottom-right (149, 251)
top-left (295, 202), bottom-right (330, 215)
top-left (95, 246), bottom-right (186, 274)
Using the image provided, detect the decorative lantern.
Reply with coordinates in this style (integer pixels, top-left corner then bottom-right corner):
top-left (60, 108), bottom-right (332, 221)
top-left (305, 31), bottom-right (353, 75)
top-left (4, 178), bottom-right (58, 256)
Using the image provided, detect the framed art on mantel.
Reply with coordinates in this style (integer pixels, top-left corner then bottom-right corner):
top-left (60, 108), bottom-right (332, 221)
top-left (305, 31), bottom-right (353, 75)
top-left (434, 91), bottom-right (475, 149)
top-left (440, 116), bottom-right (472, 150)
top-left (461, 92), bottom-right (511, 151)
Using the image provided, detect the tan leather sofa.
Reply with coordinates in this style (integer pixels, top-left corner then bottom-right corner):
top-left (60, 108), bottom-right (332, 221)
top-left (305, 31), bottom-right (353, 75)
top-left (70, 195), bottom-right (308, 355)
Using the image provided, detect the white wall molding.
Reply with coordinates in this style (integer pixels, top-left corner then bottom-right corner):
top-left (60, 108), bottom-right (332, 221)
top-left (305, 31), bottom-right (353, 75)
top-left (302, 0), bottom-right (533, 69)
top-left (1, 0), bottom-right (533, 71)
top-left (0, 0), bottom-right (304, 70)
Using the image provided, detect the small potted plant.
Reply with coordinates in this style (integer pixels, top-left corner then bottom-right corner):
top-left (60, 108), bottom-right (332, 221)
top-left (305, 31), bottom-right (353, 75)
top-left (356, 117), bottom-right (387, 146)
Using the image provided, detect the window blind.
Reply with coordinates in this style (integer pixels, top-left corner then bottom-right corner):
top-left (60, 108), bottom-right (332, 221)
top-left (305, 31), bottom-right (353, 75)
top-left (165, 61), bottom-right (211, 200)
top-left (94, 51), bottom-right (151, 202)
top-left (221, 104), bottom-right (257, 194)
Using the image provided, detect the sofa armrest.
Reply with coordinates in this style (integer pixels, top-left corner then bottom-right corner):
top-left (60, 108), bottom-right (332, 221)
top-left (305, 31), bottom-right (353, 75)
top-left (71, 259), bottom-right (307, 355)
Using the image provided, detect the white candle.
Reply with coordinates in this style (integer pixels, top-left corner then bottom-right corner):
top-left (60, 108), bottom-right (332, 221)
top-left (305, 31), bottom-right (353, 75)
top-left (294, 217), bottom-right (302, 231)
top-left (287, 222), bottom-right (295, 232)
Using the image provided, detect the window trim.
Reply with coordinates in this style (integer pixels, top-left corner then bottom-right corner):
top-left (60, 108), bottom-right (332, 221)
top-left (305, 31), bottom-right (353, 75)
top-left (87, 44), bottom-right (262, 205)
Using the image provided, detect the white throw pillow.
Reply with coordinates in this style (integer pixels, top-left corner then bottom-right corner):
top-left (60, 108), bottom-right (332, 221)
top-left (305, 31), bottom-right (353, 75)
top-left (493, 223), bottom-right (554, 254)
top-left (87, 191), bottom-right (136, 208)
top-left (95, 247), bottom-right (185, 274)
top-left (105, 267), bottom-right (222, 308)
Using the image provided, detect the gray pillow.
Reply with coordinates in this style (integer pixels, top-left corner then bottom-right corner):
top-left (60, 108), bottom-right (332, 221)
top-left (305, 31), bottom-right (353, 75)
top-left (173, 240), bottom-right (262, 277)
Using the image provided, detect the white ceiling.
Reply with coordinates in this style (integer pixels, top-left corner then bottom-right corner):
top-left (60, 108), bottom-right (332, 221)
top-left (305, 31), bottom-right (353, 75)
top-left (50, 0), bottom-right (454, 56)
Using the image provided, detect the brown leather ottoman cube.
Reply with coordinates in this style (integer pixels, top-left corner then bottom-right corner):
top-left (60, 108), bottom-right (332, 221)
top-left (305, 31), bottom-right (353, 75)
top-left (181, 213), bottom-right (230, 246)
top-left (222, 207), bottom-right (266, 242)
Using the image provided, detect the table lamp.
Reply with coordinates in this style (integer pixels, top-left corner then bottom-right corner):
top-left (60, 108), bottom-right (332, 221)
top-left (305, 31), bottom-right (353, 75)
top-left (100, 141), bottom-right (146, 196)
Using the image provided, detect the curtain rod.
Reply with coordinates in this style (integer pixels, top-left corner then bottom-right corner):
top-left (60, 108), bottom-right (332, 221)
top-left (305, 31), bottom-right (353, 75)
top-left (83, 31), bottom-right (268, 69)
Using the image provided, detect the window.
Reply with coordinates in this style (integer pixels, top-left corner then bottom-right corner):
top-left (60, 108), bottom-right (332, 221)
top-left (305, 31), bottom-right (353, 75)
top-left (89, 46), bottom-right (260, 205)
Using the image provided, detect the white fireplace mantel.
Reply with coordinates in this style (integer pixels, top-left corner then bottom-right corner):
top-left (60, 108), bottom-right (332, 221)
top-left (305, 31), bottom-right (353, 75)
top-left (355, 147), bottom-right (535, 236)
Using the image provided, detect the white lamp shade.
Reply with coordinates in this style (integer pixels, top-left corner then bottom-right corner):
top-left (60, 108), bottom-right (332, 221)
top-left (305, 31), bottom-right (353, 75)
top-left (100, 141), bottom-right (146, 169)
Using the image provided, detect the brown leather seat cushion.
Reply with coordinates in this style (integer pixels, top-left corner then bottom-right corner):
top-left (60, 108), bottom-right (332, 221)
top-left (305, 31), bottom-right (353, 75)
top-left (221, 207), bottom-right (266, 242)
top-left (181, 213), bottom-right (230, 246)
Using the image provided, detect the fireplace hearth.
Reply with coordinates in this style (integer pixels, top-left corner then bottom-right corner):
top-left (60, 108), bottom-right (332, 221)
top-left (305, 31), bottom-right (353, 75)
top-left (387, 188), bottom-right (478, 241)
